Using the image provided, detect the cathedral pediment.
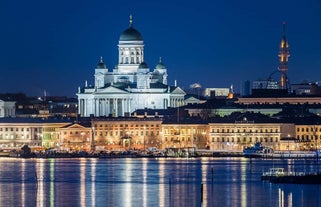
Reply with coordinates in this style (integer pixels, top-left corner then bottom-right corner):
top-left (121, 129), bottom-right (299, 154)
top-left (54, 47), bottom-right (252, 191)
top-left (171, 87), bottom-right (186, 95)
top-left (96, 86), bottom-right (128, 94)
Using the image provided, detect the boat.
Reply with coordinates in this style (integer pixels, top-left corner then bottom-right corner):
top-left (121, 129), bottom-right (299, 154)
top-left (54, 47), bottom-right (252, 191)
top-left (262, 168), bottom-right (321, 184)
top-left (261, 168), bottom-right (285, 181)
top-left (243, 142), bottom-right (274, 157)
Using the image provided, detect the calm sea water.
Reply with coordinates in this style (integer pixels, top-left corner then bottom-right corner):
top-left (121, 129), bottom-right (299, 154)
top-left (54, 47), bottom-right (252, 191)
top-left (0, 157), bottom-right (320, 207)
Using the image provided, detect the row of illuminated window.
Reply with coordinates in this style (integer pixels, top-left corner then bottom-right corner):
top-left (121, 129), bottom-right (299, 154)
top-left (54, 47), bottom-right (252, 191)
top-left (164, 128), bottom-right (205, 134)
top-left (63, 131), bottom-right (89, 135)
top-left (95, 131), bottom-right (159, 137)
top-left (164, 137), bottom-right (201, 142)
top-left (0, 134), bottom-right (30, 139)
top-left (94, 124), bottom-right (160, 129)
top-left (211, 128), bottom-right (279, 133)
top-left (296, 127), bottom-right (321, 132)
top-left (211, 137), bottom-right (279, 143)
top-left (296, 135), bottom-right (321, 140)
top-left (0, 128), bottom-right (39, 132)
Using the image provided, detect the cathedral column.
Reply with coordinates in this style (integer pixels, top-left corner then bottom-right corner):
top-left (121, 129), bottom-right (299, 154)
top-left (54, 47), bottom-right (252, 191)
top-left (84, 99), bottom-right (87, 117)
top-left (106, 98), bottom-right (110, 116)
top-left (121, 98), bottom-right (125, 117)
top-left (104, 99), bottom-right (107, 116)
top-left (119, 48), bottom-right (122, 64)
top-left (81, 99), bottom-right (84, 116)
top-left (92, 99), bottom-right (96, 117)
top-left (96, 99), bottom-right (99, 116)
top-left (114, 98), bottom-right (118, 117)
top-left (78, 99), bottom-right (82, 115)
top-left (128, 98), bottom-right (131, 114)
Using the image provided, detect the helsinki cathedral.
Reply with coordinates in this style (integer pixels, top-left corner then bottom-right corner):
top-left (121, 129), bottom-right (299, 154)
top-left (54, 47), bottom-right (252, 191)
top-left (77, 16), bottom-right (186, 117)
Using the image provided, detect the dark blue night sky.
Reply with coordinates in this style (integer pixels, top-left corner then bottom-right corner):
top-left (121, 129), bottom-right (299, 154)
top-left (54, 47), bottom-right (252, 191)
top-left (0, 0), bottom-right (320, 97)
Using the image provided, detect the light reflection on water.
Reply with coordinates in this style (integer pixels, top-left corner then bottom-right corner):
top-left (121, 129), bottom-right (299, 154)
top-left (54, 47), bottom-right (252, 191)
top-left (0, 157), bottom-right (320, 207)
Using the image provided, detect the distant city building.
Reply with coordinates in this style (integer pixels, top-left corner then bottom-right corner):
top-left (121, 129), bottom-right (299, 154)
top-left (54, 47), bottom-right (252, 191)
top-left (290, 83), bottom-right (311, 95)
top-left (0, 99), bottom-right (15, 117)
top-left (241, 80), bottom-right (251, 97)
top-left (77, 16), bottom-right (186, 117)
top-left (237, 97), bottom-right (321, 105)
top-left (290, 83), bottom-right (321, 96)
top-left (252, 79), bottom-right (279, 90)
top-left (203, 88), bottom-right (229, 98)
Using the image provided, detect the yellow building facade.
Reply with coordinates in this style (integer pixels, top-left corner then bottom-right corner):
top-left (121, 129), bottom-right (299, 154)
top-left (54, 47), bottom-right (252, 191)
top-left (209, 121), bottom-right (295, 151)
top-left (161, 124), bottom-right (208, 149)
top-left (92, 118), bottom-right (163, 151)
top-left (295, 124), bottom-right (321, 150)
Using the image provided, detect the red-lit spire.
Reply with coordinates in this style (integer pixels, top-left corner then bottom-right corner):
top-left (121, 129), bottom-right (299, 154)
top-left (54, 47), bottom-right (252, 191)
top-left (278, 22), bottom-right (290, 90)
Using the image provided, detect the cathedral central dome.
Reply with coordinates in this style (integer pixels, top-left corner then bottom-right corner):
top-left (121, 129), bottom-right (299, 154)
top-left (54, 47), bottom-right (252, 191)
top-left (119, 27), bottom-right (143, 41)
top-left (119, 15), bottom-right (143, 41)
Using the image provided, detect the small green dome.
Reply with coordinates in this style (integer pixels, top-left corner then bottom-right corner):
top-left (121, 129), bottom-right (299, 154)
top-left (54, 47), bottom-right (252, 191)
top-left (97, 57), bottom-right (106, 69)
top-left (138, 62), bottom-right (148, 69)
top-left (156, 57), bottom-right (166, 69)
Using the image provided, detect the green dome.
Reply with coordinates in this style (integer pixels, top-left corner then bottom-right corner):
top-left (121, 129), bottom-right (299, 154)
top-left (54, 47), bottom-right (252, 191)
top-left (120, 16), bottom-right (143, 41)
top-left (156, 57), bottom-right (166, 69)
top-left (120, 27), bottom-right (143, 41)
top-left (138, 62), bottom-right (149, 69)
top-left (156, 62), bottom-right (166, 69)
top-left (97, 57), bottom-right (106, 69)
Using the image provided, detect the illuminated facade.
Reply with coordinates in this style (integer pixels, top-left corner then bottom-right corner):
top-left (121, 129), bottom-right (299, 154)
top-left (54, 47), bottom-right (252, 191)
top-left (2, 117), bottom-right (321, 152)
top-left (208, 120), bottom-right (295, 151)
top-left (0, 123), bottom-right (42, 149)
top-left (295, 124), bottom-right (321, 150)
top-left (91, 117), bottom-right (163, 150)
top-left (77, 16), bottom-right (186, 117)
top-left (161, 123), bottom-right (208, 149)
top-left (0, 118), bottom-right (72, 150)
top-left (59, 123), bottom-right (93, 151)
top-left (41, 123), bottom-right (71, 149)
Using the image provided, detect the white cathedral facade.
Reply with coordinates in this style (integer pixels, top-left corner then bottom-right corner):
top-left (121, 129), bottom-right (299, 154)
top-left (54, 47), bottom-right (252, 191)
top-left (77, 16), bottom-right (186, 117)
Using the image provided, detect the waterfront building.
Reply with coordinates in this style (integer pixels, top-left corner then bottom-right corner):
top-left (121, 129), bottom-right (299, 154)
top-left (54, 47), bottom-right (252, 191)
top-left (208, 119), bottom-right (295, 151)
top-left (0, 99), bottom-right (15, 117)
top-left (59, 122), bottom-right (92, 151)
top-left (77, 16), bottom-right (186, 117)
top-left (41, 122), bottom-right (74, 149)
top-left (0, 118), bottom-right (71, 150)
top-left (91, 117), bottom-right (163, 151)
top-left (295, 124), bottom-right (321, 150)
top-left (161, 122), bottom-right (208, 150)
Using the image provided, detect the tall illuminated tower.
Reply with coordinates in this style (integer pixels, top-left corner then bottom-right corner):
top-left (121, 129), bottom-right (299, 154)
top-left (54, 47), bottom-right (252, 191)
top-left (278, 22), bottom-right (290, 90)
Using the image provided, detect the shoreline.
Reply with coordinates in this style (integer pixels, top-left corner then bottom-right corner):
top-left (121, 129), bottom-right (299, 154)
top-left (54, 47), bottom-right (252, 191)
top-left (1, 151), bottom-right (319, 159)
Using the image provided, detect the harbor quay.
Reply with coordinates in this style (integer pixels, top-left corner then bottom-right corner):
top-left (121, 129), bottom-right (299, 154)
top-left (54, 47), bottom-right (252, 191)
top-left (0, 115), bottom-right (320, 156)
